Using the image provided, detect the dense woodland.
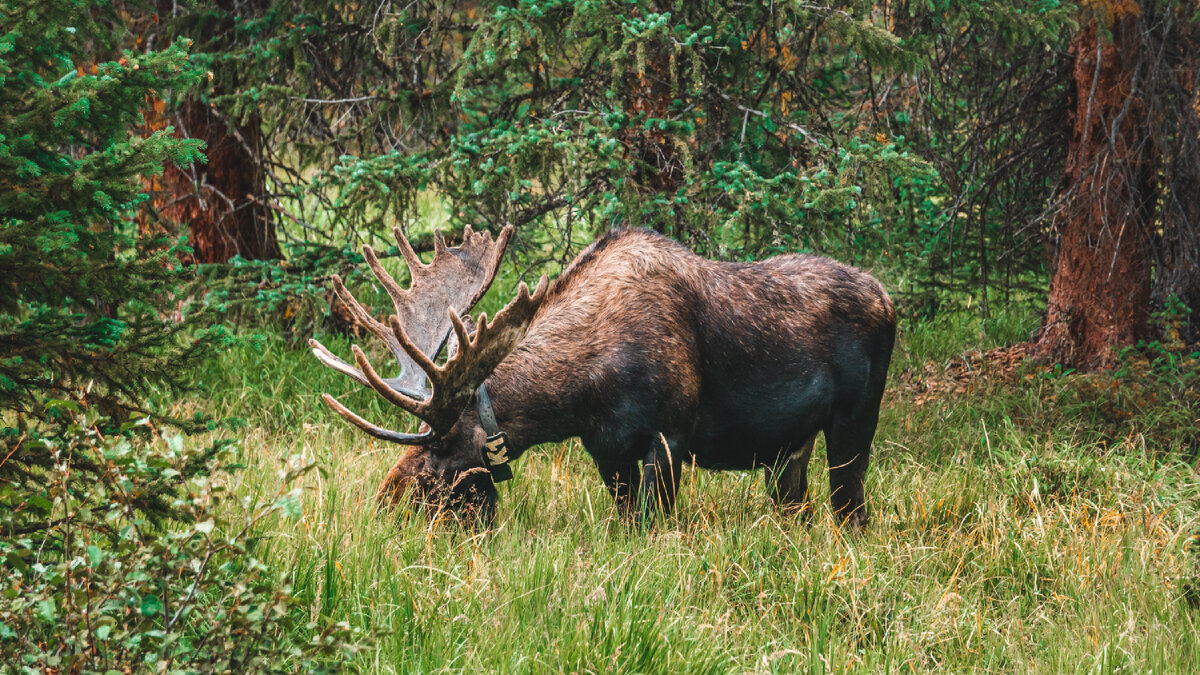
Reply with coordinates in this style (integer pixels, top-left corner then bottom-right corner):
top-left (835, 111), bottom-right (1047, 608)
top-left (2, 1), bottom-right (1199, 672)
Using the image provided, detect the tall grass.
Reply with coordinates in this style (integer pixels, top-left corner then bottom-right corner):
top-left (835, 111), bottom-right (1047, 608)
top-left (186, 299), bottom-right (1200, 673)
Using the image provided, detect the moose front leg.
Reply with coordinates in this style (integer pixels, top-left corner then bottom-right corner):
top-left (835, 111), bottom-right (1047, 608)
top-left (640, 433), bottom-right (684, 519)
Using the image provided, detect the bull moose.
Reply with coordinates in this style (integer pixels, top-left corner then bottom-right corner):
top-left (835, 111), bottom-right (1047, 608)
top-left (310, 226), bottom-right (895, 525)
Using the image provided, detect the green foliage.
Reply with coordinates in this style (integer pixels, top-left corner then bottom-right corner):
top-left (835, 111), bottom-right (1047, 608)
top-left (0, 405), bottom-right (357, 674)
top-left (0, 0), bottom-right (227, 508)
top-left (896, 296), bottom-right (1199, 461)
top-left (881, 1), bottom-right (1075, 318)
top-left (940, 296), bottom-right (1200, 459)
top-left (165, 2), bottom-right (932, 261)
top-left (7, 1), bottom-right (1200, 671)
top-left (334, 0), bottom-right (932, 258)
top-left (157, 0), bottom-right (1080, 335)
top-left (0, 0), bottom-right (223, 419)
top-left (193, 242), bottom-right (368, 342)
top-left (0, 1), bottom-right (358, 670)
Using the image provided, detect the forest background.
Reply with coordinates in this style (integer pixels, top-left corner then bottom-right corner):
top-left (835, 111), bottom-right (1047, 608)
top-left (2, 0), bottom-right (1199, 672)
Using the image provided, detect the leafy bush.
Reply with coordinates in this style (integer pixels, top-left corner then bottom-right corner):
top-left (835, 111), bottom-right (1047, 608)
top-left (0, 404), bottom-right (356, 674)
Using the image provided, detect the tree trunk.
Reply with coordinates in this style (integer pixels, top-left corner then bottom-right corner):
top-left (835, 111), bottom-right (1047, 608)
top-left (160, 100), bottom-right (281, 263)
top-left (623, 27), bottom-right (683, 235)
top-left (1033, 14), bottom-right (1156, 369)
top-left (625, 51), bottom-right (683, 197)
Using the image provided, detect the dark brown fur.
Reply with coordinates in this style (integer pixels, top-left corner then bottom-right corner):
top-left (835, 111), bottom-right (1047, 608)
top-left (379, 229), bottom-right (896, 525)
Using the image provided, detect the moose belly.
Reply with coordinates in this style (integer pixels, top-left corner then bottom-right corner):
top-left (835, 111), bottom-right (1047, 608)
top-left (687, 370), bottom-right (833, 470)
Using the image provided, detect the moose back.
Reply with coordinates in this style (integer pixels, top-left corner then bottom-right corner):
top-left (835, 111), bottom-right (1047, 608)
top-left (311, 227), bottom-right (895, 525)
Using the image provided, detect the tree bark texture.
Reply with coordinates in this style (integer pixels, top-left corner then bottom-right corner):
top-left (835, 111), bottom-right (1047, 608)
top-left (1034, 14), bottom-right (1156, 369)
top-left (159, 100), bottom-right (282, 263)
top-left (623, 36), bottom-right (684, 211)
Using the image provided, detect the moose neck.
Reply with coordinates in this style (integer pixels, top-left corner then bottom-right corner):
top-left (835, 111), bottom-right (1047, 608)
top-left (479, 360), bottom-right (575, 458)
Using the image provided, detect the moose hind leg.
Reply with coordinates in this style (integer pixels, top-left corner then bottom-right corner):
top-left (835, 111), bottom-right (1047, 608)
top-left (765, 435), bottom-right (816, 517)
top-left (824, 410), bottom-right (878, 528)
top-left (640, 433), bottom-right (684, 519)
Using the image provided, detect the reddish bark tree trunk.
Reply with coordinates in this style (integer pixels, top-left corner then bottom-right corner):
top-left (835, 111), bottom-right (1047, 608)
top-left (622, 28), bottom-right (684, 236)
top-left (1034, 15), bottom-right (1156, 369)
top-left (624, 52), bottom-right (683, 197)
top-left (159, 100), bottom-right (281, 263)
top-left (133, 0), bottom-right (280, 263)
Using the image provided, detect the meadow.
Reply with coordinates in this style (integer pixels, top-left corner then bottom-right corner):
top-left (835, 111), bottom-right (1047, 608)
top-left (195, 288), bottom-right (1200, 673)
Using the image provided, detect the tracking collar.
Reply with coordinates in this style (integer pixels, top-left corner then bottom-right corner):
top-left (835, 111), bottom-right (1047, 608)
top-left (476, 383), bottom-right (513, 482)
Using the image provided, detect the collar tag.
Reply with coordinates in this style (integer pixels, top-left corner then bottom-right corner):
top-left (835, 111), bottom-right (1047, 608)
top-left (483, 432), bottom-right (513, 482)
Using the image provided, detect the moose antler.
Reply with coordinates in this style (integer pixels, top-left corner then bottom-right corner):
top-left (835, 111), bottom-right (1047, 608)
top-left (310, 225), bottom-right (549, 443)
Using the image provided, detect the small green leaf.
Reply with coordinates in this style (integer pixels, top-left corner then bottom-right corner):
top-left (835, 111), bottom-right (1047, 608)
top-left (87, 544), bottom-right (103, 567)
top-left (274, 491), bottom-right (303, 519)
top-left (26, 494), bottom-right (52, 513)
top-left (141, 594), bottom-right (163, 617)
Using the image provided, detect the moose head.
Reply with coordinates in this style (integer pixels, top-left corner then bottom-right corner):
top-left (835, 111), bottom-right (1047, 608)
top-left (309, 226), bottom-right (547, 518)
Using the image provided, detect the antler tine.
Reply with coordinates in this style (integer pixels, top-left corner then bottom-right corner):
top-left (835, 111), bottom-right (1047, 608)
top-left (309, 338), bottom-right (369, 387)
top-left (477, 277), bottom-right (548, 347)
top-left (363, 245), bottom-right (409, 310)
top-left (427, 275), bottom-right (550, 405)
top-left (385, 275), bottom-right (550, 434)
top-left (330, 274), bottom-right (416, 374)
top-left (392, 226), bottom-right (426, 275)
top-left (320, 393), bottom-right (432, 444)
top-left (464, 225), bottom-right (513, 311)
top-left (446, 309), bottom-right (473, 372)
top-left (331, 274), bottom-right (389, 339)
top-left (387, 314), bottom-right (441, 379)
top-left (330, 275), bottom-right (401, 353)
top-left (351, 344), bottom-right (429, 415)
top-left (312, 224), bottom-right (523, 439)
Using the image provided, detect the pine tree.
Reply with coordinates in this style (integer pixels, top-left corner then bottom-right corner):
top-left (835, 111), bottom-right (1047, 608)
top-left (153, 1), bottom-right (930, 264)
top-left (0, 2), bottom-right (355, 669)
top-left (0, 0), bottom-right (218, 424)
top-left (0, 0), bottom-right (227, 521)
top-left (1033, 0), bottom-right (1200, 367)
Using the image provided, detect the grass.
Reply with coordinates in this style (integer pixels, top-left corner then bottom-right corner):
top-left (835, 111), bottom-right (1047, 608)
top-left (186, 298), bottom-right (1200, 673)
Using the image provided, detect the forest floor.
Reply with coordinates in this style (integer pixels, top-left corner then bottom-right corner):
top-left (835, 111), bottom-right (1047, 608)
top-left (194, 300), bottom-right (1200, 673)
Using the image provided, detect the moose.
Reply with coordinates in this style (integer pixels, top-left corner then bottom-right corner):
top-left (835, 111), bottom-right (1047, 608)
top-left (310, 226), bottom-right (895, 525)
